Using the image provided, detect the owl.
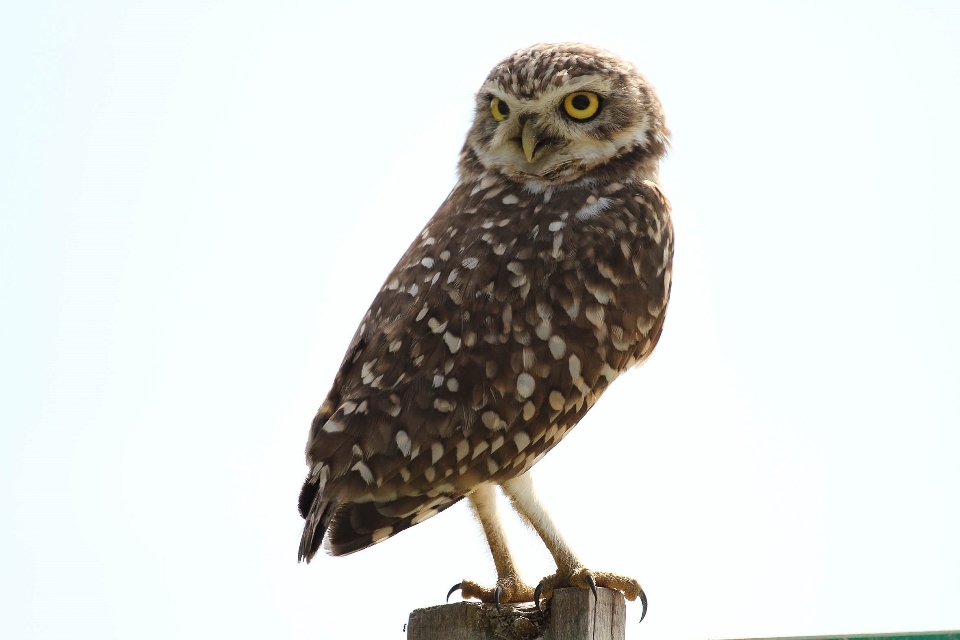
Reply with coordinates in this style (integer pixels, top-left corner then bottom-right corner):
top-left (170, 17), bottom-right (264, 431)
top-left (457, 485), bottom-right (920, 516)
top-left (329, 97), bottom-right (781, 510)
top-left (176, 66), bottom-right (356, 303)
top-left (298, 43), bottom-right (672, 619)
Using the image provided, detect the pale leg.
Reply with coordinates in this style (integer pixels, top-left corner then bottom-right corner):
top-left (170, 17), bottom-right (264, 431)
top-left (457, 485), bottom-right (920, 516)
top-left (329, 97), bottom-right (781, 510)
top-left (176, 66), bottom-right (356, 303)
top-left (455, 483), bottom-right (536, 604)
top-left (501, 472), bottom-right (645, 607)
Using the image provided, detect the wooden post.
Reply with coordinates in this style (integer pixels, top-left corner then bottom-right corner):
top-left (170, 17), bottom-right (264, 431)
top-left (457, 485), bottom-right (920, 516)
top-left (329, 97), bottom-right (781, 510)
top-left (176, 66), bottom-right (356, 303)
top-left (406, 587), bottom-right (626, 640)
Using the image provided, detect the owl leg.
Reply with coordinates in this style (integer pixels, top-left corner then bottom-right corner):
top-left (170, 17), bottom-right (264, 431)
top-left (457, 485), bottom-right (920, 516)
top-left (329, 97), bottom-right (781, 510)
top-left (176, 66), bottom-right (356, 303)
top-left (501, 472), bottom-right (647, 619)
top-left (453, 482), bottom-right (536, 605)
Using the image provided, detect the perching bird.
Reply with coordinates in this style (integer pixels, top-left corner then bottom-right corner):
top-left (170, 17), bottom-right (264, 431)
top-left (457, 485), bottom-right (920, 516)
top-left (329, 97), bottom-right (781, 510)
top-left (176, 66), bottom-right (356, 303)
top-left (298, 42), bottom-right (672, 617)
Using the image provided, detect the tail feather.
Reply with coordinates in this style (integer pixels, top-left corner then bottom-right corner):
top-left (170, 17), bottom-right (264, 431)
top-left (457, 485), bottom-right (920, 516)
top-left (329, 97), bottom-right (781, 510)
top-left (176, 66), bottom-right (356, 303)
top-left (325, 495), bottom-right (463, 556)
top-left (298, 499), bottom-right (334, 563)
top-left (297, 476), bottom-right (319, 520)
top-left (299, 472), bottom-right (465, 560)
top-left (298, 470), bottom-right (335, 563)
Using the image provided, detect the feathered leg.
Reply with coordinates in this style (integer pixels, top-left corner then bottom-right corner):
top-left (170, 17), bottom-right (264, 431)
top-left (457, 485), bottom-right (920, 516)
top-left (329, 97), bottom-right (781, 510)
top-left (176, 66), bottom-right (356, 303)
top-left (454, 482), bottom-right (535, 605)
top-left (501, 473), bottom-right (645, 614)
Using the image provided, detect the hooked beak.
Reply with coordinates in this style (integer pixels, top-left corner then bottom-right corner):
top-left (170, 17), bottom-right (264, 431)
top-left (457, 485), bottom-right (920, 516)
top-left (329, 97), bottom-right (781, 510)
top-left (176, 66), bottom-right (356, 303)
top-left (520, 118), bottom-right (555, 164)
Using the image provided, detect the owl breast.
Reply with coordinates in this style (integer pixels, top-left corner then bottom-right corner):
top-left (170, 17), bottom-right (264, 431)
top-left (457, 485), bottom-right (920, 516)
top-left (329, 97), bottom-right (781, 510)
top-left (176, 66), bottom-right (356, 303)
top-left (305, 173), bottom-right (673, 503)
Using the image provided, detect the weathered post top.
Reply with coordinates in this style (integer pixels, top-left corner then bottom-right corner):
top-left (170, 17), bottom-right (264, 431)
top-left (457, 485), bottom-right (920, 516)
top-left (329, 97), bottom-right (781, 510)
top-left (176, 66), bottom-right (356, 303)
top-left (407, 587), bottom-right (626, 640)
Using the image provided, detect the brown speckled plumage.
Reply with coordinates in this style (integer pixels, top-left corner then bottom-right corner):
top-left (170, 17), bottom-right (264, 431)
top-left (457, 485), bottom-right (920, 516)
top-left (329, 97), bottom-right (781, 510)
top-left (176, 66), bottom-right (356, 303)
top-left (298, 43), bottom-right (672, 610)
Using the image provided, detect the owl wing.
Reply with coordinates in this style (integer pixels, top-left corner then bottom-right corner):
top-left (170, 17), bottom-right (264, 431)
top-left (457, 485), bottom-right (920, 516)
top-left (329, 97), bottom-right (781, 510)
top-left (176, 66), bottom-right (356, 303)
top-left (298, 187), bottom-right (515, 559)
top-left (298, 178), bottom-right (672, 560)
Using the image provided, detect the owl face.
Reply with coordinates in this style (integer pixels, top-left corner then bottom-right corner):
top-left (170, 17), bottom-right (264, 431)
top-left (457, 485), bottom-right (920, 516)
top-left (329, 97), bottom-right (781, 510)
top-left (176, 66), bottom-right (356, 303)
top-left (460, 43), bottom-right (669, 187)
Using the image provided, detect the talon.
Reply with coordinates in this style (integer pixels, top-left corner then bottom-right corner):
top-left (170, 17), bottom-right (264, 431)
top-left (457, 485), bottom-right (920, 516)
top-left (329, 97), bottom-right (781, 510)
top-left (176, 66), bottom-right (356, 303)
top-left (446, 583), bottom-right (462, 602)
top-left (638, 588), bottom-right (648, 623)
top-left (586, 574), bottom-right (598, 599)
top-left (534, 582), bottom-right (544, 612)
top-left (494, 585), bottom-right (502, 612)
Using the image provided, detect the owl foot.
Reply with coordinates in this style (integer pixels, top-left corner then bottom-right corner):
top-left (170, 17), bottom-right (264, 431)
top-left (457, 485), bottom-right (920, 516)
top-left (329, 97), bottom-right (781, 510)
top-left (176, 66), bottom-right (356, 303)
top-left (446, 577), bottom-right (536, 610)
top-left (534, 568), bottom-right (647, 621)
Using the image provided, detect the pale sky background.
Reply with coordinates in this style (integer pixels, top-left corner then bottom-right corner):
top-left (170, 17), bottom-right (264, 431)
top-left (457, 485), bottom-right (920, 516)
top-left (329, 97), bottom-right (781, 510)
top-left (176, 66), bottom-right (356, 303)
top-left (2, 1), bottom-right (959, 639)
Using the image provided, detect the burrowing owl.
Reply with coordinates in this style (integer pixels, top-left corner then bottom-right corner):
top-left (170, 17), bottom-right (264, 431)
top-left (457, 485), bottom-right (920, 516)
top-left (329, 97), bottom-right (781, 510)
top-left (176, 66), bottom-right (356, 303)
top-left (298, 43), bottom-right (671, 617)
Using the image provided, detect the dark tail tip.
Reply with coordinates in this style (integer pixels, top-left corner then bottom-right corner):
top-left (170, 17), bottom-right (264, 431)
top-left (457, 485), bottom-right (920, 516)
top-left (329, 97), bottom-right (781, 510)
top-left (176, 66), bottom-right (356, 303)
top-left (298, 476), bottom-right (319, 519)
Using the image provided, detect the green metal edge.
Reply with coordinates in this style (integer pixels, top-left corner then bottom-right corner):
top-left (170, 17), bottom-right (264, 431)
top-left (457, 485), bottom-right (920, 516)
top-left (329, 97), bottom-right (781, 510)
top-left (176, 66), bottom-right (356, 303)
top-left (723, 632), bottom-right (960, 640)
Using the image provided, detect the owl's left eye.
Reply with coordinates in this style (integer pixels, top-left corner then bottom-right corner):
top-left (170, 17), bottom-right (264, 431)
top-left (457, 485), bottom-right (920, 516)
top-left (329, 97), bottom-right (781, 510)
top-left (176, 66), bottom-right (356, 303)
top-left (491, 97), bottom-right (510, 121)
top-left (563, 91), bottom-right (601, 120)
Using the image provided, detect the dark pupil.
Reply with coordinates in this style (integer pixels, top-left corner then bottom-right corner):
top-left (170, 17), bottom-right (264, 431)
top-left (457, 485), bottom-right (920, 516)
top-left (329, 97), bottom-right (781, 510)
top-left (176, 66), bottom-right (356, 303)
top-left (571, 94), bottom-right (591, 111)
top-left (497, 100), bottom-right (509, 116)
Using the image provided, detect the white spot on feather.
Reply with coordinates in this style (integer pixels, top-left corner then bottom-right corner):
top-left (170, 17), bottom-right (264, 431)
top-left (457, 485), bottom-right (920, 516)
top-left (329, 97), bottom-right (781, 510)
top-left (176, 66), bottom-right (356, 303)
top-left (548, 335), bottom-right (566, 359)
top-left (322, 419), bottom-right (345, 433)
top-left (371, 526), bottom-right (393, 543)
top-left (412, 508), bottom-right (438, 525)
top-left (575, 196), bottom-right (613, 220)
top-left (351, 461), bottom-right (374, 484)
top-left (396, 431), bottom-right (412, 456)
top-left (549, 391), bottom-right (565, 411)
top-left (514, 432), bottom-right (531, 453)
top-left (535, 320), bottom-right (551, 341)
top-left (481, 411), bottom-right (505, 430)
top-left (522, 401), bottom-right (535, 421)
top-left (443, 332), bottom-right (462, 353)
top-left (516, 372), bottom-right (535, 398)
top-left (434, 398), bottom-right (455, 412)
top-left (360, 361), bottom-right (374, 378)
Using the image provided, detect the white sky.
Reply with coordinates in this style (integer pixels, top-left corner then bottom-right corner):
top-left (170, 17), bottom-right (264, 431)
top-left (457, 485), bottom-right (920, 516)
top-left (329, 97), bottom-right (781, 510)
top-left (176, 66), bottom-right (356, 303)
top-left (2, 1), bottom-right (959, 639)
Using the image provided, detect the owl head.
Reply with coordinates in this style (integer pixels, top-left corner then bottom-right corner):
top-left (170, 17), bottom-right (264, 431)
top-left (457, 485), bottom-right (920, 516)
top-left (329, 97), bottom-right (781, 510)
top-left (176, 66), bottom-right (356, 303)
top-left (459, 43), bottom-right (670, 188)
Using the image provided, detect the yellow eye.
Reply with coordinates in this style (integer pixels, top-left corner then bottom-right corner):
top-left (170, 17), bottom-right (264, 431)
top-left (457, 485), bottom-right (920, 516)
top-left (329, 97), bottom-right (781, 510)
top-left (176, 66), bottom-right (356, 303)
top-left (491, 97), bottom-right (509, 121)
top-left (563, 91), bottom-right (600, 120)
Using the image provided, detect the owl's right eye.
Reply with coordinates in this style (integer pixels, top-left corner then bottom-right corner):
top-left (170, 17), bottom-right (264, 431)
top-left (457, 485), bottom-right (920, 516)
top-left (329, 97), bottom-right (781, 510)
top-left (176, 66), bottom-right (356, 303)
top-left (490, 97), bottom-right (510, 121)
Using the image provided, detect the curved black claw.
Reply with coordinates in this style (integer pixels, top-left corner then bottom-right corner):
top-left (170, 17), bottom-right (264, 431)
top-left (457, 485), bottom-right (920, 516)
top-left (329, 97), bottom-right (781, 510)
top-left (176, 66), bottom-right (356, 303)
top-left (533, 582), bottom-right (545, 612)
top-left (585, 574), bottom-right (598, 599)
top-left (494, 585), bottom-right (502, 612)
top-left (446, 583), bottom-right (462, 603)
top-left (638, 588), bottom-right (648, 623)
